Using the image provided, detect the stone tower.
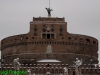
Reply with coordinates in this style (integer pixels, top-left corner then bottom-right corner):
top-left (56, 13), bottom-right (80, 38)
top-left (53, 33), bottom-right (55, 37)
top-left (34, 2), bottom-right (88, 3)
top-left (1, 17), bottom-right (98, 64)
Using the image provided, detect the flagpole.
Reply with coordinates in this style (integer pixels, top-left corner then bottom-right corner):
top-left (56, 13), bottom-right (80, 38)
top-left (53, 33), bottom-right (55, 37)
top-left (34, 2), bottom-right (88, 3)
top-left (49, 0), bottom-right (50, 8)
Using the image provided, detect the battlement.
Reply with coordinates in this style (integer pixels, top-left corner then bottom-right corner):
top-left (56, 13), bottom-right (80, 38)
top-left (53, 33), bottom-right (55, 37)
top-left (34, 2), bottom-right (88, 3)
top-left (32, 17), bottom-right (65, 22)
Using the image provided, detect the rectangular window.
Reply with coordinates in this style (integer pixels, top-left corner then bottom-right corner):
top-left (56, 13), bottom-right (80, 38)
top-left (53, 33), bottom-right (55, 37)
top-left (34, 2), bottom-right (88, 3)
top-left (51, 34), bottom-right (54, 39)
top-left (42, 34), bottom-right (46, 39)
top-left (42, 33), bottom-right (55, 39)
top-left (47, 34), bottom-right (50, 39)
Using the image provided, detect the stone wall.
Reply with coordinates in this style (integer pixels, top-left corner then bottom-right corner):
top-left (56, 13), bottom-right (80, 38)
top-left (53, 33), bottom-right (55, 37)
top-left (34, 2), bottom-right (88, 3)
top-left (0, 64), bottom-right (100, 75)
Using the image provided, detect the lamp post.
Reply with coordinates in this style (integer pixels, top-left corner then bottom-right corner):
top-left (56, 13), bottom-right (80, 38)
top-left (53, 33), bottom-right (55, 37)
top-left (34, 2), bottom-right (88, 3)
top-left (68, 65), bottom-right (71, 75)
top-left (1, 56), bottom-right (5, 70)
top-left (90, 55), bottom-right (93, 75)
top-left (97, 64), bottom-right (100, 75)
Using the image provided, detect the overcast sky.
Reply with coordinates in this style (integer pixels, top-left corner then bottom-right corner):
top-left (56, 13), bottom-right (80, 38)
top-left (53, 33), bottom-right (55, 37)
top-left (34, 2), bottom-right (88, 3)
top-left (0, 0), bottom-right (100, 63)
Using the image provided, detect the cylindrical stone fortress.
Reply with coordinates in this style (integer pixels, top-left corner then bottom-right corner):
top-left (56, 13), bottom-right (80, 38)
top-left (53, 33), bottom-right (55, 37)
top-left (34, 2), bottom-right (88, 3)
top-left (1, 17), bottom-right (98, 64)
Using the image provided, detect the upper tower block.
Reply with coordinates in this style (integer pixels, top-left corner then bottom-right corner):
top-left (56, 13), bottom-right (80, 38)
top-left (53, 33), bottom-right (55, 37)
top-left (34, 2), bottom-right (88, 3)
top-left (29, 17), bottom-right (68, 40)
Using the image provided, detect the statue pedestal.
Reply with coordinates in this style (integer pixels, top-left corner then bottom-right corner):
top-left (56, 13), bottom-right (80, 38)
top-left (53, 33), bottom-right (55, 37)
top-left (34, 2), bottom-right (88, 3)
top-left (48, 15), bottom-right (51, 18)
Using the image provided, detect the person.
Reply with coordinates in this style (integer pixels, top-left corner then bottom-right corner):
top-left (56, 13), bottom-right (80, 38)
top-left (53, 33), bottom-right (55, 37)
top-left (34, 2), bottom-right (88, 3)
top-left (46, 71), bottom-right (51, 75)
top-left (27, 69), bottom-right (31, 75)
top-left (63, 67), bottom-right (68, 75)
top-left (74, 58), bottom-right (82, 66)
top-left (73, 58), bottom-right (82, 75)
top-left (14, 58), bottom-right (21, 70)
top-left (45, 7), bottom-right (53, 17)
top-left (33, 73), bottom-right (35, 75)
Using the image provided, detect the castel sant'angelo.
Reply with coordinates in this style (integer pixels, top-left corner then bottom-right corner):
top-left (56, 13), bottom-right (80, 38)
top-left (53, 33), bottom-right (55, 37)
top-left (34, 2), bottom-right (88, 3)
top-left (0, 1), bottom-right (100, 75)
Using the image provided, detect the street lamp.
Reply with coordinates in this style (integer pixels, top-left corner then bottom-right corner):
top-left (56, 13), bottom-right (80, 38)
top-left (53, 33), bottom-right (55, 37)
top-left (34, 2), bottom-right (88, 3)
top-left (90, 55), bottom-right (93, 75)
top-left (68, 65), bottom-right (71, 75)
top-left (97, 64), bottom-right (100, 75)
top-left (1, 56), bottom-right (5, 70)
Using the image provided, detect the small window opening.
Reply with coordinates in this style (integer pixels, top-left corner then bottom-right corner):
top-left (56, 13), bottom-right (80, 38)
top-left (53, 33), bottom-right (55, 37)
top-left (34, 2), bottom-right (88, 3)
top-left (60, 31), bottom-right (63, 35)
top-left (51, 34), bottom-right (54, 39)
top-left (68, 37), bottom-right (71, 40)
top-left (93, 41), bottom-right (96, 44)
top-left (43, 25), bottom-right (46, 31)
top-left (97, 42), bottom-right (98, 45)
top-left (45, 42), bottom-right (46, 44)
top-left (62, 37), bottom-right (64, 39)
top-left (42, 34), bottom-right (46, 39)
top-left (26, 37), bottom-right (28, 39)
top-left (47, 34), bottom-right (50, 39)
top-left (75, 38), bottom-right (77, 40)
top-left (40, 42), bottom-right (41, 44)
top-left (34, 25), bottom-right (37, 30)
top-left (41, 42), bottom-right (43, 44)
top-left (60, 25), bottom-right (63, 30)
top-left (34, 32), bottom-right (37, 35)
top-left (32, 37), bottom-right (34, 39)
top-left (51, 25), bottom-right (54, 31)
top-left (80, 38), bottom-right (82, 40)
top-left (86, 39), bottom-right (90, 42)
